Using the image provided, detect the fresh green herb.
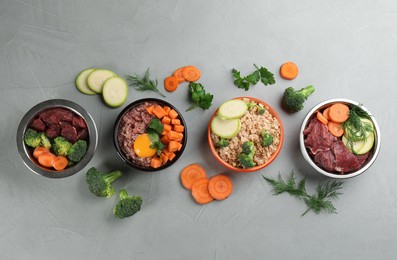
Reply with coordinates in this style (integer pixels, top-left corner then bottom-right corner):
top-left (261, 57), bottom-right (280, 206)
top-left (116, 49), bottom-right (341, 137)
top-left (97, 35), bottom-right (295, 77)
top-left (125, 68), bottom-right (166, 97)
top-left (263, 171), bottom-right (343, 216)
top-left (343, 104), bottom-right (373, 142)
top-left (148, 118), bottom-right (164, 135)
top-left (186, 82), bottom-right (213, 111)
top-left (232, 64), bottom-right (275, 91)
top-left (146, 118), bottom-right (165, 156)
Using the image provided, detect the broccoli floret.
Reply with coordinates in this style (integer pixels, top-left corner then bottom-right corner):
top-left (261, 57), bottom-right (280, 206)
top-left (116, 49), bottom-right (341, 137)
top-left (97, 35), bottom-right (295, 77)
top-left (86, 167), bottom-right (122, 198)
top-left (282, 85), bottom-right (315, 113)
top-left (24, 128), bottom-right (41, 148)
top-left (67, 140), bottom-right (87, 163)
top-left (52, 136), bottom-right (72, 156)
top-left (238, 153), bottom-right (256, 168)
top-left (246, 101), bottom-right (256, 110)
top-left (242, 141), bottom-right (255, 156)
top-left (113, 189), bottom-right (143, 219)
top-left (215, 138), bottom-right (229, 148)
top-left (257, 106), bottom-right (265, 115)
top-left (38, 132), bottom-right (51, 149)
top-left (261, 130), bottom-right (274, 147)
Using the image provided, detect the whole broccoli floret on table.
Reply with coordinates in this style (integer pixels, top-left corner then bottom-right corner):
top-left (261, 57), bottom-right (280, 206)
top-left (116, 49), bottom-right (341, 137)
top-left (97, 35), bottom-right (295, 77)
top-left (67, 140), bottom-right (87, 163)
top-left (24, 128), bottom-right (41, 148)
top-left (114, 189), bottom-right (143, 219)
top-left (86, 167), bottom-right (122, 198)
top-left (52, 136), bottom-right (72, 156)
top-left (282, 85), bottom-right (315, 113)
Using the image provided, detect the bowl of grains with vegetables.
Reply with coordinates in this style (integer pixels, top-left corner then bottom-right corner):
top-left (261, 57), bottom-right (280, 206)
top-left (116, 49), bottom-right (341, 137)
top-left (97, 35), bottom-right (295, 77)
top-left (208, 97), bottom-right (284, 172)
top-left (300, 98), bottom-right (381, 179)
top-left (114, 98), bottom-right (187, 171)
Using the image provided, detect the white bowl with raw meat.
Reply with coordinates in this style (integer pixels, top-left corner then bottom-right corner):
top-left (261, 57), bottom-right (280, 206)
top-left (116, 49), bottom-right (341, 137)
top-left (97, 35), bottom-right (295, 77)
top-left (300, 98), bottom-right (381, 179)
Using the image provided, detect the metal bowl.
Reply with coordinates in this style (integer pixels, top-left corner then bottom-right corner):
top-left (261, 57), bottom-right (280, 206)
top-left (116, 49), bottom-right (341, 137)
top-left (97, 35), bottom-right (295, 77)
top-left (300, 98), bottom-right (381, 179)
top-left (16, 99), bottom-right (98, 178)
top-left (113, 98), bottom-right (187, 172)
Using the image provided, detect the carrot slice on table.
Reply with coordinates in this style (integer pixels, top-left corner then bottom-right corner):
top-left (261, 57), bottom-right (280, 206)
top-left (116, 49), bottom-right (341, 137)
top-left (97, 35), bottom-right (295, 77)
top-left (316, 111), bottom-right (329, 125)
top-left (173, 67), bottom-right (186, 83)
top-left (279, 62), bottom-right (298, 80)
top-left (328, 121), bottom-right (344, 137)
top-left (322, 107), bottom-right (331, 120)
top-left (208, 175), bottom-right (233, 200)
top-left (37, 152), bottom-right (56, 168)
top-left (33, 147), bottom-right (50, 159)
top-left (328, 103), bottom-right (350, 123)
top-left (182, 66), bottom-right (201, 82)
top-left (180, 163), bottom-right (207, 190)
top-left (164, 76), bottom-right (179, 92)
top-left (191, 178), bottom-right (213, 204)
top-left (51, 156), bottom-right (69, 171)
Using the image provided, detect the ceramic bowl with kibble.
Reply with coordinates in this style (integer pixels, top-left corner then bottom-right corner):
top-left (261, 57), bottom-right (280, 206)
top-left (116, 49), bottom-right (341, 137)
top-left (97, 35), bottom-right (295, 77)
top-left (113, 98), bottom-right (187, 172)
top-left (300, 98), bottom-right (381, 179)
top-left (17, 99), bottom-right (98, 178)
top-left (208, 97), bottom-right (284, 173)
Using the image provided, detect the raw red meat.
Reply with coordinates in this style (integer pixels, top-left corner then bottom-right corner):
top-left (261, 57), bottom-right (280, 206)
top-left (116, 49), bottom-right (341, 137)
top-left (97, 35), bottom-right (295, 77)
top-left (31, 118), bottom-right (46, 132)
top-left (72, 116), bottom-right (87, 129)
top-left (61, 124), bottom-right (78, 143)
top-left (45, 124), bottom-right (61, 139)
top-left (304, 118), bottom-right (336, 154)
top-left (314, 150), bottom-right (335, 172)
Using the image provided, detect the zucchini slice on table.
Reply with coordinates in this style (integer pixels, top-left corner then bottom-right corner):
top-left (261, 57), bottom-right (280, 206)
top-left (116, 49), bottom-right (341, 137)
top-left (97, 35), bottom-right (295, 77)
top-left (75, 68), bottom-right (97, 95)
top-left (87, 69), bottom-right (117, 93)
top-left (102, 76), bottom-right (128, 108)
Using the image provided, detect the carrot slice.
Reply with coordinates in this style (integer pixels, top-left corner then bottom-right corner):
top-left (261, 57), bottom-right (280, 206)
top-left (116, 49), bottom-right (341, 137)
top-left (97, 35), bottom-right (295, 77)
top-left (173, 125), bottom-right (184, 133)
top-left (168, 152), bottom-right (176, 161)
top-left (163, 124), bottom-right (172, 133)
top-left (182, 66), bottom-right (201, 82)
top-left (164, 76), bottom-right (179, 92)
top-left (33, 147), bottom-right (50, 159)
top-left (51, 156), bottom-right (69, 171)
top-left (146, 105), bottom-right (155, 115)
top-left (152, 105), bottom-right (167, 119)
top-left (172, 67), bottom-right (186, 83)
top-left (323, 107), bottom-right (331, 120)
top-left (163, 106), bottom-right (171, 114)
top-left (150, 157), bottom-right (162, 168)
top-left (168, 140), bottom-right (182, 152)
top-left (160, 152), bottom-right (169, 164)
top-left (37, 152), bottom-right (56, 168)
top-left (171, 119), bottom-right (181, 125)
top-left (208, 175), bottom-right (233, 200)
top-left (328, 121), bottom-right (344, 137)
top-left (316, 111), bottom-right (329, 125)
top-left (328, 103), bottom-right (350, 123)
top-left (160, 135), bottom-right (170, 144)
top-left (180, 163), bottom-right (207, 190)
top-left (280, 62), bottom-right (298, 80)
top-left (191, 178), bottom-right (213, 204)
top-left (168, 109), bottom-right (179, 119)
top-left (161, 116), bottom-right (171, 125)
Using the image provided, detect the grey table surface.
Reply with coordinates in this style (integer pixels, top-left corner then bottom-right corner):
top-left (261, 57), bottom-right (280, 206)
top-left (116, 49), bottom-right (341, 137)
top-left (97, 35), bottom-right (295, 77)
top-left (1, 0), bottom-right (396, 259)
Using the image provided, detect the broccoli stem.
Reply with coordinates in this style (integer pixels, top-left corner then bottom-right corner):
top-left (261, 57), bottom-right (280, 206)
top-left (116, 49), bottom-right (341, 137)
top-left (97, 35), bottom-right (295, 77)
top-left (119, 189), bottom-right (128, 200)
top-left (299, 85), bottom-right (315, 98)
top-left (104, 170), bottom-right (123, 184)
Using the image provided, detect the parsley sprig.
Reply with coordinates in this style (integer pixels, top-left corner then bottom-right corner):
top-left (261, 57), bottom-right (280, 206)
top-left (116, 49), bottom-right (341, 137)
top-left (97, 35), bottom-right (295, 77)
top-left (263, 171), bottom-right (343, 216)
top-left (232, 64), bottom-right (275, 91)
top-left (186, 82), bottom-right (213, 111)
top-left (147, 118), bottom-right (165, 156)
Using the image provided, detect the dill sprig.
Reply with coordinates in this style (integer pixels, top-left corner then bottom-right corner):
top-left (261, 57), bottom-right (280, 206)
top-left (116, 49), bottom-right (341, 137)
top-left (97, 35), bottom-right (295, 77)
top-left (125, 68), bottom-right (166, 98)
top-left (343, 104), bottom-right (373, 142)
top-left (263, 171), bottom-right (343, 216)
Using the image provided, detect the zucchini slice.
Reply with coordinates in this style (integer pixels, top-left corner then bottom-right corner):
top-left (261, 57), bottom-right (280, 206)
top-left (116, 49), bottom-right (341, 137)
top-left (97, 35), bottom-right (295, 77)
top-left (75, 68), bottom-right (97, 95)
top-left (218, 99), bottom-right (248, 119)
top-left (87, 69), bottom-right (116, 93)
top-left (211, 116), bottom-right (241, 139)
top-left (102, 76), bottom-right (128, 108)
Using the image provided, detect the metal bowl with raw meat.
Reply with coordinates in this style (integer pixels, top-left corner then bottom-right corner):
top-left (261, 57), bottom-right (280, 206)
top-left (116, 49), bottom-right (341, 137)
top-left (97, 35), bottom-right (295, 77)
top-left (17, 99), bottom-right (98, 178)
top-left (300, 98), bottom-right (381, 179)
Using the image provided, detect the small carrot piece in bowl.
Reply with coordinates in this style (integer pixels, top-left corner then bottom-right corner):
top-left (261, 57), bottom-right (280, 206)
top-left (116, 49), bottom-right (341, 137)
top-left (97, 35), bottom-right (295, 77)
top-left (164, 76), bottom-right (179, 92)
top-left (172, 67), bottom-right (186, 83)
top-left (33, 147), bottom-right (50, 159)
top-left (150, 157), bottom-right (162, 169)
top-left (180, 163), bottom-right (207, 190)
top-left (208, 175), bottom-right (233, 200)
top-left (328, 121), bottom-right (344, 137)
top-left (168, 109), bottom-right (179, 119)
top-left (328, 103), bottom-right (350, 123)
top-left (182, 66), bottom-right (201, 82)
top-left (152, 105), bottom-right (167, 119)
top-left (316, 111), bottom-right (329, 125)
top-left (51, 156), bottom-right (69, 171)
top-left (38, 152), bottom-right (56, 168)
top-left (280, 62), bottom-right (299, 80)
top-left (191, 178), bottom-right (213, 204)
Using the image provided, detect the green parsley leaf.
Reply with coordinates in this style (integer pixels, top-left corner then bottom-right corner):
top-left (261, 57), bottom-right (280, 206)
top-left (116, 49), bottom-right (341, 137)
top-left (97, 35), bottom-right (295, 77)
top-left (186, 82), bottom-right (214, 111)
top-left (148, 118), bottom-right (164, 135)
top-left (147, 129), bottom-right (165, 156)
top-left (232, 64), bottom-right (275, 91)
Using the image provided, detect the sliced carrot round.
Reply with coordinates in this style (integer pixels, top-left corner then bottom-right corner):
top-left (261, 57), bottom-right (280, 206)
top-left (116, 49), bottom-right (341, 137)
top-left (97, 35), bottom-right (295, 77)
top-left (208, 175), bottom-right (233, 200)
top-left (328, 121), bottom-right (344, 137)
top-left (33, 147), bottom-right (50, 159)
top-left (322, 107), bottom-right (331, 120)
top-left (172, 67), bottom-right (186, 83)
top-left (279, 62), bottom-right (298, 80)
top-left (316, 111), bottom-right (329, 125)
top-left (180, 163), bottom-right (207, 190)
top-left (51, 156), bottom-right (69, 171)
top-left (328, 103), bottom-right (350, 123)
top-left (164, 76), bottom-right (179, 92)
top-left (191, 178), bottom-right (213, 204)
top-left (37, 152), bottom-right (56, 168)
top-left (182, 66), bottom-right (201, 82)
